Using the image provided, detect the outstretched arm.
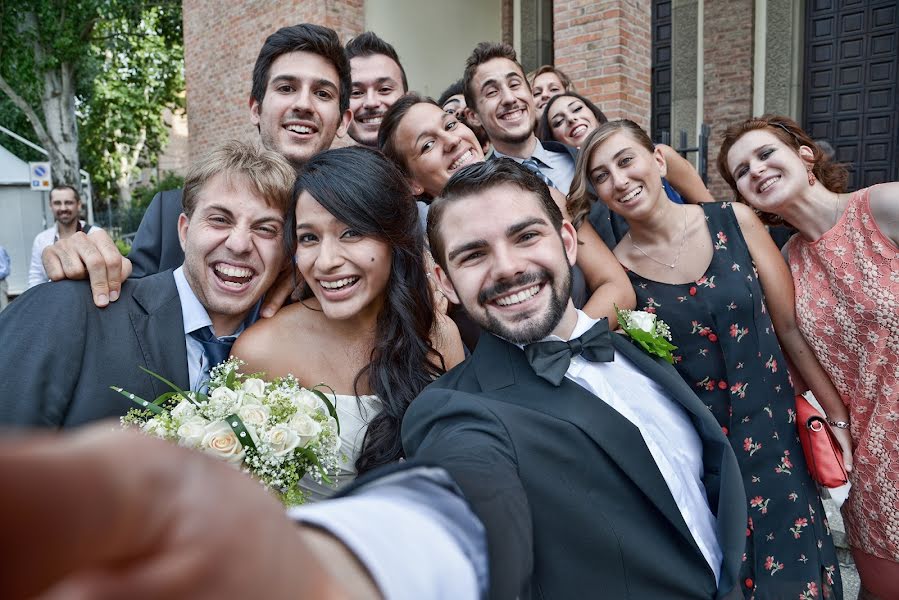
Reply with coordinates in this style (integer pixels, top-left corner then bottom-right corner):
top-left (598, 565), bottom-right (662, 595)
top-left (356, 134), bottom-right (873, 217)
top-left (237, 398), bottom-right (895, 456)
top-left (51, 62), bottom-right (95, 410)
top-left (0, 427), bottom-right (382, 600)
top-left (735, 203), bottom-right (853, 471)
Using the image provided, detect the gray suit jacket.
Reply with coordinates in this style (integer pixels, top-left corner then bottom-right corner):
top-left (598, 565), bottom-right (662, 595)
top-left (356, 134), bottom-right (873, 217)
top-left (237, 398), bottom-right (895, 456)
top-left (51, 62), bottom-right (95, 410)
top-left (129, 190), bottom-right (185, 278)
top-left (0, 271), bottom-right (188, 427)
top-left (402, 331), bottom-right (747, 599)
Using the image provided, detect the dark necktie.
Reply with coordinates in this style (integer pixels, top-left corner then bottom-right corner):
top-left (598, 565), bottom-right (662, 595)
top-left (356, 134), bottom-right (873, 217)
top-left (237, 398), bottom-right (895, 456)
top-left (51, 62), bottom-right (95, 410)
top-left (189, 326), bottom-right (236, 369)
top-left (520, 157), bottom-right (556, 189)
top-left (523, 319), bottom-right (615, 386)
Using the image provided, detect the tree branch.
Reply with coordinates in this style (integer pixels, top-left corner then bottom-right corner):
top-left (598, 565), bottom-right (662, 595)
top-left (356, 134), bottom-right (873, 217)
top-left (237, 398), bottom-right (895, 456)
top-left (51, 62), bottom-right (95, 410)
top-left (0, 72), bottom-right (50, 145)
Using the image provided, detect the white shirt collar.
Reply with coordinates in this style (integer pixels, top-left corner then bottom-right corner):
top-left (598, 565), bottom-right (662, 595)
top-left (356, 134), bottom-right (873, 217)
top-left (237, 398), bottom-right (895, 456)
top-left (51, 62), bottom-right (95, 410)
top-left (173, 266), bottom-right (213, 336)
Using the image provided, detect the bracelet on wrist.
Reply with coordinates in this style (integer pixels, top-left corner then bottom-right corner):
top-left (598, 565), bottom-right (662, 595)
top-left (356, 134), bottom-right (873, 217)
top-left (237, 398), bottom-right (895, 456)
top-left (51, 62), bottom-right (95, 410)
top-left (827, 419), bottom-right (850, 429)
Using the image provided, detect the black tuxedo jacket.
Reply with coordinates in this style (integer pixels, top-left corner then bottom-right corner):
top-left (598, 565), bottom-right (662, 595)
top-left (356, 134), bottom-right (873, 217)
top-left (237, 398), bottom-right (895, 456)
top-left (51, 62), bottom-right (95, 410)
top-left (129, 189), bottom-right (185, 278)
top-left (402, 332), bottom-right (746, 599)
top-left (0, 271), bottom-right (189, 427)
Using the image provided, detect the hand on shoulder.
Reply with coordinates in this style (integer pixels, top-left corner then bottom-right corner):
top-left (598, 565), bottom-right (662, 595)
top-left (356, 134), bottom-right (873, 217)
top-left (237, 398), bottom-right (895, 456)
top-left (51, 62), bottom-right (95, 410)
top-left (41, 230), bottom-right (132, 307)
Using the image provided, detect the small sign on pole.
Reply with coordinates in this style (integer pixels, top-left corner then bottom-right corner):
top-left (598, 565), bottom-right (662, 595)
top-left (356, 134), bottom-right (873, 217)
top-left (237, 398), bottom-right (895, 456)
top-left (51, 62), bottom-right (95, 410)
top-left (29, 162), bottom-right (51, 191)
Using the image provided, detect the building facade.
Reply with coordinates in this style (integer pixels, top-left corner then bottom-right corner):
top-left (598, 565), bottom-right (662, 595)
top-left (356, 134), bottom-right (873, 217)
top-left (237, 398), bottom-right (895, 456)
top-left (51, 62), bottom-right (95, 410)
top-left (182, 0), bottom-right (898, 198)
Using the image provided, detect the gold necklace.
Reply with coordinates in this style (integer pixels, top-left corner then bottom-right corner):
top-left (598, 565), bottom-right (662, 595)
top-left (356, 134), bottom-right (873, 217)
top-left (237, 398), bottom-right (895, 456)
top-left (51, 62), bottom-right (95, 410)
top-left (629, 206), bottom-right (688, 269)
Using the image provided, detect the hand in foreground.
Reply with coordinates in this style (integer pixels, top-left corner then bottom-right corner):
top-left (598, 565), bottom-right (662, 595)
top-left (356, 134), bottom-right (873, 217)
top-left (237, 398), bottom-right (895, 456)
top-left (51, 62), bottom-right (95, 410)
top-left (0, 426), bottom-right (381, 600)
top-left (260, 257), bottom-right (304, 318)
top-left (41, 230), bottom-right (132, 307)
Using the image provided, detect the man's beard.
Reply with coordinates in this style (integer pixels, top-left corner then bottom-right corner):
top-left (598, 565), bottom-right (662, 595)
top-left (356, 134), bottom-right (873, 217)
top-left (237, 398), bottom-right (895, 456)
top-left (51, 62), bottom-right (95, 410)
top-left (474, 267), bottom-right (571, 345)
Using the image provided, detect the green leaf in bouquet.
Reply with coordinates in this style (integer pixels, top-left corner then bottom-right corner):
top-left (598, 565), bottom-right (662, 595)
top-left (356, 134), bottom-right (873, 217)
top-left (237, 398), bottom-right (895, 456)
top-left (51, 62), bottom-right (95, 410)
top-left (110, 386), bottom-right (164, 415)
top-left (152, 391), bottom-right (185, 407)
top-left (138, 366), bottom-right (193, 403)
top-left (224, 365), bottom-right (238, 389)
top-left (225, 413), bottom-right (258, 453)
top-left (311, 384), bottom-right (340, 435)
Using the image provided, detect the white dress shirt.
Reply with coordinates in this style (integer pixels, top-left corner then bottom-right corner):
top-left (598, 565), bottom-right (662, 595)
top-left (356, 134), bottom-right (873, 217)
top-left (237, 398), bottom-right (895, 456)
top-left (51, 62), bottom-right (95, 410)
top-left (543, 310), bottom-right (723, 581)
top-left (28, 221), bottom-right (103, 288)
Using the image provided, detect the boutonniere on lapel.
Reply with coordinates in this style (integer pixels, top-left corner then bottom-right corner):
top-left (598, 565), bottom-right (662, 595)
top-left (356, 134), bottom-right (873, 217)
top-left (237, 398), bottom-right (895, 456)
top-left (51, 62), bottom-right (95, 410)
top-left (614, 306), bottom-right (677, 364)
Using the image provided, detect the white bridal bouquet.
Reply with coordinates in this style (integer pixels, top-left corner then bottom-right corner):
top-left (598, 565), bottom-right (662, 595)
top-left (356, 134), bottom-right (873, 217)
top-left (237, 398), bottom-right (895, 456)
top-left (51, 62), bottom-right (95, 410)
top-left (115, 358), bottom-right (341, 506)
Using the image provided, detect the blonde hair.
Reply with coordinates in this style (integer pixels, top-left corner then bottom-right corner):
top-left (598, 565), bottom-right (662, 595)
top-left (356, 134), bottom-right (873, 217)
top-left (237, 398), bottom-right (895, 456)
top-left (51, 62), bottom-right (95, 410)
top-left (568, 120), bottom-right (655, 228)
top-left (182, 140), bottom-right (296, 217)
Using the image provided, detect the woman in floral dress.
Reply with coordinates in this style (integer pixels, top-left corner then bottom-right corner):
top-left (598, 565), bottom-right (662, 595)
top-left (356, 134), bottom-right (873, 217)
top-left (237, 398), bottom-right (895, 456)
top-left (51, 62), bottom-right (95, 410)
top-left (719, 114), bottom-right (899, 600)
top-left (569, 120), bottom-right (851, 599)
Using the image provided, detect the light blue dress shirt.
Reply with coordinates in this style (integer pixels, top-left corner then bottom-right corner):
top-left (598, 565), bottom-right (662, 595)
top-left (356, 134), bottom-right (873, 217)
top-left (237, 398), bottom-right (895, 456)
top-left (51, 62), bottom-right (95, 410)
top-left (173, 266), bottom-right (250, 391)
top-left (493, 138), bottom-right (577, 194)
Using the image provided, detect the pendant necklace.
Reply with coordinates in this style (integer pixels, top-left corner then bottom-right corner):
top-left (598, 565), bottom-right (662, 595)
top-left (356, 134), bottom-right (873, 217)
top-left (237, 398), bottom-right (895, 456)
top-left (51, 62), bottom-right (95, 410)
top-left (629, 206), bottom-right (688, 269)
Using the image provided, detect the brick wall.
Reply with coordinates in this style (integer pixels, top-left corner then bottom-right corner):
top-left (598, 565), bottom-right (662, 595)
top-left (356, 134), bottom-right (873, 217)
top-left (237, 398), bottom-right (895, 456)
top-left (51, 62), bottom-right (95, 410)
top-left (702, 0), bottom-right (754, 199)
top-left (182, 0), bottom-right (364, 162)
top-left (553, 0), bottom-right (652, 129)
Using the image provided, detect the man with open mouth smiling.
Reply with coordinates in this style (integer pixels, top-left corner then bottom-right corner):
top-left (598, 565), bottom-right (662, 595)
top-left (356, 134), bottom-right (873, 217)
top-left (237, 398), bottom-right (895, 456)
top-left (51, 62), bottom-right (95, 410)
top-left (345, 31), bottom-right (408, 148)
top-left (40, 24), bottom-right (353, 315)
top-left (462, 42), bottom-right (579, 195)
top-left (0, 142), bottom-right (295, 428)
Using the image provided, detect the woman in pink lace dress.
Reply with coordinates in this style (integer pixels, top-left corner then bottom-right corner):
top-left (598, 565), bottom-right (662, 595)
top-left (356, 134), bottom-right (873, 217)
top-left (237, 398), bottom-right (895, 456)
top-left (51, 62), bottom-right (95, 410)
top-left (719, 115), bottom-right (899, 599)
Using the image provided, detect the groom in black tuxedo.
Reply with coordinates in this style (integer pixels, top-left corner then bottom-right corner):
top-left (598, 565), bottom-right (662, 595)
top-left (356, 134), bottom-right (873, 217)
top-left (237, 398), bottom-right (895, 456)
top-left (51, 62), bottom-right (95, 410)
top-left (397, 158), bottom-right (749, 599)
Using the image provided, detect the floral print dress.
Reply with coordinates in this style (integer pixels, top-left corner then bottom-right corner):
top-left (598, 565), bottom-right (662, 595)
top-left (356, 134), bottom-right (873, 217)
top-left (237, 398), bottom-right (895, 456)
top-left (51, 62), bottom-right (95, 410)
top-left (627, 203), bottom-right (842, 599)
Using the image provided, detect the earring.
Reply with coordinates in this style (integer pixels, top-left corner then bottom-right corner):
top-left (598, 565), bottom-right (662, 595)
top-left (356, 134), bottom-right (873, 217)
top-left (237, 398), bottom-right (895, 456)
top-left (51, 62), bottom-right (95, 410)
top-left (806, 166), bottom-right (816, 186)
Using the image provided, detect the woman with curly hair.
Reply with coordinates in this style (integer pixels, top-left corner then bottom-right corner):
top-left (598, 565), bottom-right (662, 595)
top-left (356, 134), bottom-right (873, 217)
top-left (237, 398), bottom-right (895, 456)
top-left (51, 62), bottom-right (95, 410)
top-left (720, 114), bottom-right (899, 599)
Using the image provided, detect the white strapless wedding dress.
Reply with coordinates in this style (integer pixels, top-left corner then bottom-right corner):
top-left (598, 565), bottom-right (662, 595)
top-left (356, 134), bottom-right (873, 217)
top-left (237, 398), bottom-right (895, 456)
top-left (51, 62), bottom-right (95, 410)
top-left (298, 394), bottom-right (381, 502)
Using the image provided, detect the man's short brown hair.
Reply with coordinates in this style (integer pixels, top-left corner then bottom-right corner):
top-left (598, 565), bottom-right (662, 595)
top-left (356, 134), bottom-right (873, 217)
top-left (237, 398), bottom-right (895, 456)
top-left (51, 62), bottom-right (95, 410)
top-left (181, 141), bottom-right (296, 218)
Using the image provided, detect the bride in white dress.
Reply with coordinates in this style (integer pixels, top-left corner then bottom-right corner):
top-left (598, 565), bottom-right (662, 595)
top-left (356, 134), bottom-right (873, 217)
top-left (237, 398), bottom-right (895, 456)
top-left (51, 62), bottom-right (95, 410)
top-left (232, 147), bottom-right (465, 500)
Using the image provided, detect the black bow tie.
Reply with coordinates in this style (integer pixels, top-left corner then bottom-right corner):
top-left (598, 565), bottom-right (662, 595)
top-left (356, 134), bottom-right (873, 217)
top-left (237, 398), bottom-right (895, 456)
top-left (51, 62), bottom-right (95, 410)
top-left (523, 319), bottom-right (615, 386)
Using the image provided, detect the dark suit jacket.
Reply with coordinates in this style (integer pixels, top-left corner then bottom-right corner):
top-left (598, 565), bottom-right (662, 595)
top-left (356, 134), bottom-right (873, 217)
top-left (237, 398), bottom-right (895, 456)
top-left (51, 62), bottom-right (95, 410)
top-left (0, 271), bottom-right (189, 427)
top-left (402, 332), bottom-right (747, 600)
top-left (129, 189), bottom-right (185, 278)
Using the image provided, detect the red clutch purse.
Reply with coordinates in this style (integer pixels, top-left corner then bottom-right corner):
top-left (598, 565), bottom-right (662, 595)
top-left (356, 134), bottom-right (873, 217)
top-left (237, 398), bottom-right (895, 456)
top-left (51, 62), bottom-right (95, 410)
top-left (795, 395), bottom-right (849, 488)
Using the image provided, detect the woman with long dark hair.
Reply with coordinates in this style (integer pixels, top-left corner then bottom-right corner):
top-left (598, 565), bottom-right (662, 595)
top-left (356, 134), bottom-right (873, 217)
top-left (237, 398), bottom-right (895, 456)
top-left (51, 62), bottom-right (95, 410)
top-left (233, 146), bottom-right (464, 497)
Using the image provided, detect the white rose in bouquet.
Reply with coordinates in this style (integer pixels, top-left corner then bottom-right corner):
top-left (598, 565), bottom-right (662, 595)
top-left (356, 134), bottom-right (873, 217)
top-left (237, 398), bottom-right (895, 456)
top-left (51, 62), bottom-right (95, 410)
top-left (289, 411), bottom-right (323, 446)
top-left (170, 398), bottom-right (198, 420)
top-left (177, 415), bottom-right (210, 448)
top-left (627, 311), bottom-right (657, 333)
top-left (240, 378), bottom-right (266, 398)
top-left (208, 386), bottom-right (242, 415)
top-left (201, 421), bottom-right (246, 463)
top-left (265, 424), bottom-right (301, 457)
top-left (289, 389), bottom-right (323, 413)
top-left (237, 401), bottom-right (270, 428)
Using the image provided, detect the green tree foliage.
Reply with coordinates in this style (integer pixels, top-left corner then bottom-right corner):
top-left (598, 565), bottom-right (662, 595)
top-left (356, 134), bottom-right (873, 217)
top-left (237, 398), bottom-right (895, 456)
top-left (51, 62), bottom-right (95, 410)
top-left (80, 3), bottom-right (184, 207)
top-left (0, 1), bottom-right (183, 208)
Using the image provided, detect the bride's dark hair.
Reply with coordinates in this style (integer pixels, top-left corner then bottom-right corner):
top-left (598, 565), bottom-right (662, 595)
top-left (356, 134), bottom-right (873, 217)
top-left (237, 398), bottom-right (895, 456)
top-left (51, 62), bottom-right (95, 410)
top-left (289, 146), bottom-right (445, 474)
